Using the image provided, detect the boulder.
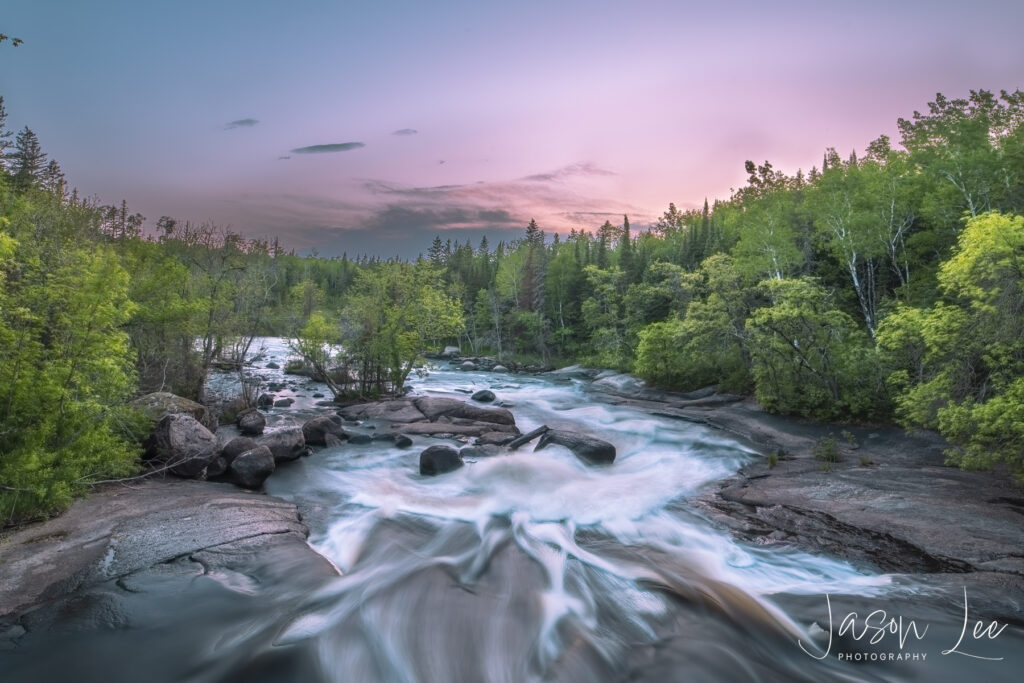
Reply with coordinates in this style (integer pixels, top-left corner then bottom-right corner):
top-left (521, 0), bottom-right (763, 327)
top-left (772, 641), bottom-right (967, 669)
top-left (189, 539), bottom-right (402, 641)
top-left (148, 414), bottom-right (219, 478)
top-left (229, 446), bottom-right (276, 489)
top-left (440, 346), bottom-right (460, 358)
top-left (476, 431), bottom-right (516, 446)
top-left (221, 436), bottom-right (259, 464)
top-left (394, 434), bottom-right (413, 449)
top-left (205, 455), bottom-right (229, 478)
top-left (274, 398), bottom-right (295, 408)
top-left (265, 361), bottom-right (280, 369)
top-left (412, 397), bottom-right (514, 425)
top-left (459, 360), bottom-right (478, 371)
top-left (535, 430), bottom-right (616, 466)
top-left (257, 393), bottom-right (276, 407)
top-left (236, 408), bottom-right (266, 436)
top-left (471, 389), bottom-right (496, 403)
top-left (218, 397), bottom-right (248, 425)
top-left (492, 365), bottom-right (509, 373)
top-left (256, 427), bottom-right (308, 463)
top-left (339, 399), bottom-right (426, 423)
top-left (131, 392), bottom-right (217, 433)
top-left (419, 445), bottom-right (463, 476)
top-left (345, 431), bottom-right (373, 445)
top-left (302, 415), bottom-right (346, 446)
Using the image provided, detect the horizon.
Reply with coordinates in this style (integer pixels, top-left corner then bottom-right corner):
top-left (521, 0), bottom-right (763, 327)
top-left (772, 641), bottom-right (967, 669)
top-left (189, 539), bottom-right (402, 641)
top-left (3, 0), bottom-right (1023, 257)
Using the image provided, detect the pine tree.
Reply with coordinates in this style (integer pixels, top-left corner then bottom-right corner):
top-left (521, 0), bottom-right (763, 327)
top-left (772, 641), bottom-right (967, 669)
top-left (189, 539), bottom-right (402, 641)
top-left (10, 126), bottom-right (46, 189)
top-left (428, 235), bottom-right (445, 265)
top-left (40, 159), bottom-right (66, 197)
top-left (525, 218), bottom-right (542, 246)
top-left (618, 214), bottom-right (634, 279)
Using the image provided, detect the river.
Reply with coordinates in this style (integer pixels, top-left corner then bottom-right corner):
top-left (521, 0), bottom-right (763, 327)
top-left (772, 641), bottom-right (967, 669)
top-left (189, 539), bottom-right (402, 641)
top-left (4, 338), bottom-right (1021, 682)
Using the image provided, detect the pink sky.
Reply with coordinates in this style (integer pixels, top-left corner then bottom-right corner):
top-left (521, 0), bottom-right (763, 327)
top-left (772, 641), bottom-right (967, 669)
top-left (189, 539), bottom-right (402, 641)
top-left (3, 0), bottom-right (1023, 255)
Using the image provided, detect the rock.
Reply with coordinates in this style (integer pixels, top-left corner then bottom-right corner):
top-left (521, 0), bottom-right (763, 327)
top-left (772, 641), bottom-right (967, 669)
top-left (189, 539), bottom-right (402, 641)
top-left (459, 360), bottom-right (478, 371)
top-left (205, 456), bottom-right (229, 478)
top-left (413, 397), bottom-right (515, 425)
top-left (535, 429), bottom-right (616, 465)
top-left (419, 445), bottom-right (463, 476)
top-left (236, 408), bottom-right (266, 436)
top-left (399, 422), bottom-right (515, 437)
top-left (302, 415), bottom-right (346, 446)
top-left (477, 431), bottom-right (516, 446)
top-left (547, 364), bottom-right (598, 380)
top-left (339, 399), bottom-right (426, 423)
top-left (460, 445), bottom-right (501, 459)
top-left (229, 446), bottom-right (276, 489)
top-left (471, 389), bottom-right (496, 403)
top-left (374, 432), bottom-right (414, 448)
top-left (441, 345), bottom-right (460, 358)
top-left (265, 361), bottom-right (280, 369)
top-left (147, 414), bottom-right (219, 477)
top-left (221, 437), bottom-right (259, 464)
top-left (312, 393), bottom-right (325, 398)
top-left (394, 434), bottom-right (413, 448)
top-left (274, 397), bottom-right (295, 408)
top-left (218, 396), bottom-right (248, 425)
top-left (256, 427), bottom-right (308, 463)
top-left (591, 373), bottom-right (648, 397)
top-left (257, 393), bottom-right (276, 408)
top-left (131, 392), bottom-right (217, 433)
top-left (492, 365), bottom-right (509, 373)
top-left (345, 431), bottom-right (372, 444)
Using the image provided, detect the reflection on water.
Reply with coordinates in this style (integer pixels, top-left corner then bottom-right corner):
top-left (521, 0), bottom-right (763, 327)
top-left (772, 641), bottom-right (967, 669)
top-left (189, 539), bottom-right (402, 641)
top-left (5, 339), bottom-right (1022, 682)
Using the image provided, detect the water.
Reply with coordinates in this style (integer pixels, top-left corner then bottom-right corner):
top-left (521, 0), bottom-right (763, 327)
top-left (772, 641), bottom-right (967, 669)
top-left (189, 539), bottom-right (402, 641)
top-left (5, 338), bottom-right (1022, 682)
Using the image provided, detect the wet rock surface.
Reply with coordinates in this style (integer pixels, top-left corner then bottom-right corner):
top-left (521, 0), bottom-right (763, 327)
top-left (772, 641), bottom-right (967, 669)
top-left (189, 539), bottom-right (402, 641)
top-left (0, 479), bottom-right (337, 628)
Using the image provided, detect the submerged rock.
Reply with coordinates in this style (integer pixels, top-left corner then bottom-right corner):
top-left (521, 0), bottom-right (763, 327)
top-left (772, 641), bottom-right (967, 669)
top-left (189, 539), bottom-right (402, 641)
top-left (471, 389), bottom-right (496, 403)
top-left (229, 446), bottom-right (276, 489)
top-left (535, 429), bottom-right (616, 466)
top-left (148, 414), bottom-right (219, 478)
top-left (419, 445), bottom-right (463, 475)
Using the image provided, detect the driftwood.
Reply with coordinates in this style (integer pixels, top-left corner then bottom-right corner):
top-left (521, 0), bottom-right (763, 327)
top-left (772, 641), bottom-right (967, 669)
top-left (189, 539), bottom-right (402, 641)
top-left (507, 425), bottom-right (549, 451)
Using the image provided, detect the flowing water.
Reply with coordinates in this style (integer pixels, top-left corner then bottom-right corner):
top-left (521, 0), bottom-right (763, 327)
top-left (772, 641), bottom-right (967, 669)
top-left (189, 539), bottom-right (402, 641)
top-left (5, 339), bottom-right (1022, 682)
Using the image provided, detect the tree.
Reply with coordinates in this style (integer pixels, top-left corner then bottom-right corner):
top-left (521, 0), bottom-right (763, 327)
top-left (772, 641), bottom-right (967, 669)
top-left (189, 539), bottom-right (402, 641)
top-left (0, 97), bottom-right (12, 171)
top-left (8, 126), bottom-right (46, 189)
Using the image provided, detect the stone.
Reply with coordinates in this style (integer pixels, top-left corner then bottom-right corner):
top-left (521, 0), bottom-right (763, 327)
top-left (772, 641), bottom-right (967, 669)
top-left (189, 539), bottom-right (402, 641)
top-left (412, 397), bottom-right (515, 425)
top-left (273, 398), bottom-right (295, 408)
top-left (440, 345), bottom-right (460, 358)
top-left (471, 389), bottom-right (496, 403)
top-left (147, 414), bottom-right (220, 478)
top-left (221, 437), bottom-right (259, 464)
top-left (131, 392), bottom-right (218, 433)
top-left (492, 365), bottom-right (509, 373)
top-left (265, 361), bottom-right (280, 369)
top-left (419, 445), bottom-right (463, 476)
top-left (476, 431), bottom-right (516, 446)
top-left (535, 430), bottom-right (616, 466)
top-left (302, 415), bottom-right (346, 446)
top-left (236, 408), bottom-right (266, 436)
top-left (257, 393), bottom-right (276, 407)
top-left (256, 427), bottom-right (308, 463)
top-left (339, 399), bottom-right (426, 423)
top-left (229, 446), bottom-right (276, 489)
top-left (459, 445), bottom-right (501, 459)
top-left (459, 360), bottom-right (478, 371)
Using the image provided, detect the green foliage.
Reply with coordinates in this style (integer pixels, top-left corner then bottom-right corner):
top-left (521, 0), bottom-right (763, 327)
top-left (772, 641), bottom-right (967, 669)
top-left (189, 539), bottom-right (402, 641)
top-left (746, 278), bottom-right (886, 419)
top-left (812, 435), bottom-right (840, 463)
top-left (0, 183), bottom-right (139, 522)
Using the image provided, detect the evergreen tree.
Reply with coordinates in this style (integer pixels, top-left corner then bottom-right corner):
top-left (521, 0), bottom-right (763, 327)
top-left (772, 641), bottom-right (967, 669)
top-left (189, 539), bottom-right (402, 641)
top-left (0, 96), bottom-right (12, 171)
top-left (9, 126), bottom-right (46, 189)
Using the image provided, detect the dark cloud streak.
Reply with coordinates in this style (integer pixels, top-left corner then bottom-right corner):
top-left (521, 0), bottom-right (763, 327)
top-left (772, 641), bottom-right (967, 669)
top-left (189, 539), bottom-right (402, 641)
top-left (391, 128), bottom-right (418, 136)
top-left (290, 142), bottom-right (365, 154)
top-left (224, 118), bottom-right (259, 129)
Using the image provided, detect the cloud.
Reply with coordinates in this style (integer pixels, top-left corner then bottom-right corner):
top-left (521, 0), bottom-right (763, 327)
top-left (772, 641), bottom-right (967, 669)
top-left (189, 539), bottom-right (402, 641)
top-left (391, 128), bottom-right (418, 136)
top-left (523, 162), bottom-right (615, 182)
top-left (278, 155), bottom-right (291, 160)
top-left (224, 118), bottom-right (259, 130)
top-left (290, 142), bottom-right (365, 154)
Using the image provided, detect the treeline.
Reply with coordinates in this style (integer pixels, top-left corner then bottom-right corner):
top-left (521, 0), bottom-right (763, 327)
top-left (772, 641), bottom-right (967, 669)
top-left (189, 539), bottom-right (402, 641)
top-left (2, 88), bottom-right (1024, 523)
top-left (421, 89), bottom-right (1024, 480)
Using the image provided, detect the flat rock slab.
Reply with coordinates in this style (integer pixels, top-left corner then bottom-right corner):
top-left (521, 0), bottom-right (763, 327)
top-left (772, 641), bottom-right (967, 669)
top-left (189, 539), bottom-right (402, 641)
top-left (0, 479), bottom-right (337, 620)
top-left (338, 400), bottom-right (426, 423)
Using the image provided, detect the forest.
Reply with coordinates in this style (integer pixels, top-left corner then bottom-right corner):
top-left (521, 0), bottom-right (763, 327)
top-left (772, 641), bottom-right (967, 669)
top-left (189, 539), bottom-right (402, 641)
top-left (2, 88), bottom-right (1024, 523)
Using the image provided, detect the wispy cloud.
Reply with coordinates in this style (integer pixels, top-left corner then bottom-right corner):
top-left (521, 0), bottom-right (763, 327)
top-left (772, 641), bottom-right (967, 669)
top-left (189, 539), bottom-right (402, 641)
top-left (391, 128), bottom-right (418, 136)
top-left (290, 142), bottom-right (365, 154)
top-left (224, 118), bottom-right (259, 130)
top-left (523, 162), bottom-right (615, 182)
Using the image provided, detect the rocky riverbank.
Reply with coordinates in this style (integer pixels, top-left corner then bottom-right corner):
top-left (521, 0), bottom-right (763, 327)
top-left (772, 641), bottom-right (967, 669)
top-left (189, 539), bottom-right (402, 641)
top-left (577, 369), bottom-right (1024, 620)
top-left (0, 479), bottom-right (337, 649)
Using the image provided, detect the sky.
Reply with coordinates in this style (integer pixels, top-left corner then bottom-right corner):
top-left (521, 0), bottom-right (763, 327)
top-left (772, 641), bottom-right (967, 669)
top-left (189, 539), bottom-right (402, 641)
top-left (2, 0), bottom-right (1023, 257)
